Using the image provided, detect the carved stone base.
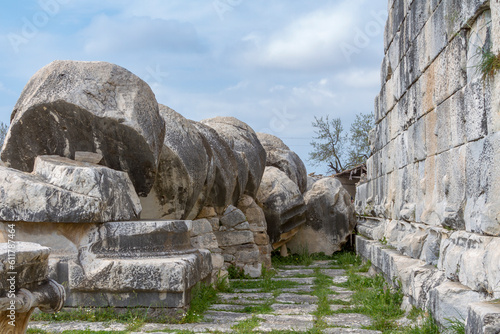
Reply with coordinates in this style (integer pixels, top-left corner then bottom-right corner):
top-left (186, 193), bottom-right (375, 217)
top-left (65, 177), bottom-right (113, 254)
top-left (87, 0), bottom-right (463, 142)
top-left (66, 220), bottom-right (212, 309)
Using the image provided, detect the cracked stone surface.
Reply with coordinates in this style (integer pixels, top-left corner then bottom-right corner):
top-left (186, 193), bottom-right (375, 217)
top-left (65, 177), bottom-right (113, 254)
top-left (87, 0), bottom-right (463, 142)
top-left (204, 311), bottom-right (252, 323)
top-left (321, 269), bottom-right (347, 277)
top-left (210, 304), bottom-right (250, 312)
top-left (329, 291), bottom-right (354, 302)
top-left (323, 329), bottom-right (382, 334)
top-left (273, 277), bottom-right (315, 284)
top-left (28, 321), bottom-right (128, 331)
top-left (278, 268), bottom-right (315, 276)
top-left (281, 285), bottom-right (315, 292)
top-left (271, 303), bottom-right (318, 314)
top-left (275, 292), bottom-right (318, 304)
top-left (28, 260), bottom-right (396, 333)
top-left (218, 292), bottom-right (273, 304)
top-left (324, 313), bottom-right (373, 328)
top-left (332, 276), bottom-right (349, 284)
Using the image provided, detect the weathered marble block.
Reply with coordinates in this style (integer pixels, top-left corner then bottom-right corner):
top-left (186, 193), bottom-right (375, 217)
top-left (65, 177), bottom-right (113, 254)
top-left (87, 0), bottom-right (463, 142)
top-left (66, 220), bottom-right (212, 311)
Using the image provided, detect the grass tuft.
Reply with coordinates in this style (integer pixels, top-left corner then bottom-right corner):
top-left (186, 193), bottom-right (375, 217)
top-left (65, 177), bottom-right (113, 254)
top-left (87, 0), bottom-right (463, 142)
top-left (241, 303), bottom-right (273, 314)
top-left (401, 314), bottom-right (440, 334)
top-left (231, 315), bottom-right (262, 333)
top-left (271, 249), bottom-right (336, 267)
top-left (311, 268), bottom-right (335, 330)
top-left (29, 306), bottom-right (174, 324)
top-left (228, 265), bottom-right (252, 279)
top-left (445, 317), bottom-right (465, 334)
top-left (334, 273), bottom-right (404, 331)
top-left (331, 250), bottom-right (363, 268)
top-left (181, 282), bottom-right (218, 323)
top-left (477, 48), bottom-right (500, 81)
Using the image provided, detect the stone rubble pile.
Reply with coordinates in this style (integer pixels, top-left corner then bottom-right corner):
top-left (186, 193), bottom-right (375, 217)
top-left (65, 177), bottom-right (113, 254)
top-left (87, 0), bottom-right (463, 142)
top-left (0, 60), bottom-right (356, 313)
top-left (256, 133), bottom-right (355, 255)
top-left (289, 177), bottom-right (356, 255)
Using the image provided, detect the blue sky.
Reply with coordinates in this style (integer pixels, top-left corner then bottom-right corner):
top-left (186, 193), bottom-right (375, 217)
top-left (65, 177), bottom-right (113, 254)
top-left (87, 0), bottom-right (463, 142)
top-left (0, 0), bottom-right (387, 174)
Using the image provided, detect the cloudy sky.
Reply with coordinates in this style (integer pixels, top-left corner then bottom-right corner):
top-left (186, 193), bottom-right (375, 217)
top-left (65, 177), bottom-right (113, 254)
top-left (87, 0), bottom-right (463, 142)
top-left (0, 0), bottom-right (387, 174)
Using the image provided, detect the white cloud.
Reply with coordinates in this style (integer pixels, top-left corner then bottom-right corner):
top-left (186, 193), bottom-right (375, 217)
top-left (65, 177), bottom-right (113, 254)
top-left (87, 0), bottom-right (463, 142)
top-left (333, 69), bottom-right (381, 88)
top-left (292, 79), bottom-right (336, 106)
top-left (0, 0), bottom-right (387, 174)
top-left (225, 81), bottom-right (249, 91)
top-left (245, 1), bottom-right (363, 70)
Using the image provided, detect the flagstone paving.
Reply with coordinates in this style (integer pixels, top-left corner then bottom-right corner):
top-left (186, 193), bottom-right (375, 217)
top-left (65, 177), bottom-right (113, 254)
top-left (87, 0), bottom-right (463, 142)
top-left (29, 261), bottom-right (385, 333)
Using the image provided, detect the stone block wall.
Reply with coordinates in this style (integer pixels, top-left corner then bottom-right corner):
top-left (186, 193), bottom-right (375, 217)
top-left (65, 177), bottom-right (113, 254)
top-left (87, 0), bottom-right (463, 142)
top-left (356, 0), bottom-right (500, 330)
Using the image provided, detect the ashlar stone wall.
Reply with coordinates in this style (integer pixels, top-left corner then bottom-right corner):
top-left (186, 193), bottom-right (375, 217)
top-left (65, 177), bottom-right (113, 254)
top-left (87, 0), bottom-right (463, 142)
top-left (356, 0), bottom-right (500, 330)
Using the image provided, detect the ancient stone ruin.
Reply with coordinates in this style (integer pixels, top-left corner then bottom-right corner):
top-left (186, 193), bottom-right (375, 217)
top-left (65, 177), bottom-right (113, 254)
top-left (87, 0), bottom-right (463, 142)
top-left (355, 0), bottom-right (500, 332)
top-left (0, 59), bottom-right (356, 325)
top-left (11, 1), bottom-right (500, 329)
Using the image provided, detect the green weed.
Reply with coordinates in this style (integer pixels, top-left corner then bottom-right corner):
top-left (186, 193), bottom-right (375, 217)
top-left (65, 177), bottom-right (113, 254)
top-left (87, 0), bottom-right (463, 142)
top-left (310, 268), bottom-right (335, 330)
top-left (241, 302), bottom-right (273, 314)
top-left (214, 271), bottom-right (233, 293)
top-left (231, 316), bottom-right (262, 333)
top-left (400, 314), bottom-right (440, 334)
top-left (181, 282), bottom-right (218, 323)
top-left (407, 307), bottom-right (424, 321)
top-left (272, 249), bottom-right (314, 267)
top-left (29, 331), bottom-right (108, 334)
top-left (445, 318), bottom-right (465, 334)
top-left (227, 265), bottom-right (251, 279)
top-left (230, 278), bottom-right (299, 292)
top-left (334, 273), bottom-right (404, 331)
top-left (477, 48), bottom-right (500, 81)
top-left (30, 306), bottom-right (172, 324)
top-left (61, 331), bottom-right (126, 334)
top-left (330, 250), bottom-right (363, 269)
top-left (271, 249), bottom-right (335, 267)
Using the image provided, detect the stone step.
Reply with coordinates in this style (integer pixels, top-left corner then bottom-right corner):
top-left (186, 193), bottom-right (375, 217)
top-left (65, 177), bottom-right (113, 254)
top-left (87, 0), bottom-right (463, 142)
top-left (204, 310), bottom-right (252, 323)
top-left (323, 329), bottom-right (382, 334)
top-left (321, 269), bottom-right (347, 277)
top-left (255, 314), bottom-right (315, 332)
top-left (29, 321), bottom-right (127, 332)
top-left (275, 293), bottom-right (318, 304)
top-left (277, 268), bottom-right (315, 276)
top-left (332, 275), bottom-right (349, 284)
top-left (324, 313), bottom-right (374, 328)
top-left (273, 277), bottom-right (315, 284)
top-left (232, 285), bottom-right (315, 293)
top-left (139, 322), bottom-right (234, 333)
top-left (271, 303), bottom-right (317, 314)
top-left (278, 261), bottom-right (335, 269)
top-left (329, 291), bottom-right (354, 302)
top-left (210, 304), bottom-right (251, 312)
top-left (218, 292), bottom-right (273, 304)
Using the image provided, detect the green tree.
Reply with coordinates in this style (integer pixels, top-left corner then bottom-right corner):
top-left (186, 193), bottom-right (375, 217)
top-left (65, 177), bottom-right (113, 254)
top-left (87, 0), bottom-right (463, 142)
top-left (0, 121), bottom-right (7, 149)
top-left (347, 112), bottom-right (374, 166)
top-left (309, 112), bottom-right (374, 174)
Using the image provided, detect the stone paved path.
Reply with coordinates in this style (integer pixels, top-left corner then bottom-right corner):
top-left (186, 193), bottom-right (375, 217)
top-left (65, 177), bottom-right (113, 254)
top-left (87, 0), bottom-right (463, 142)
top-left (29, 260), bottom-right (383, 333)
